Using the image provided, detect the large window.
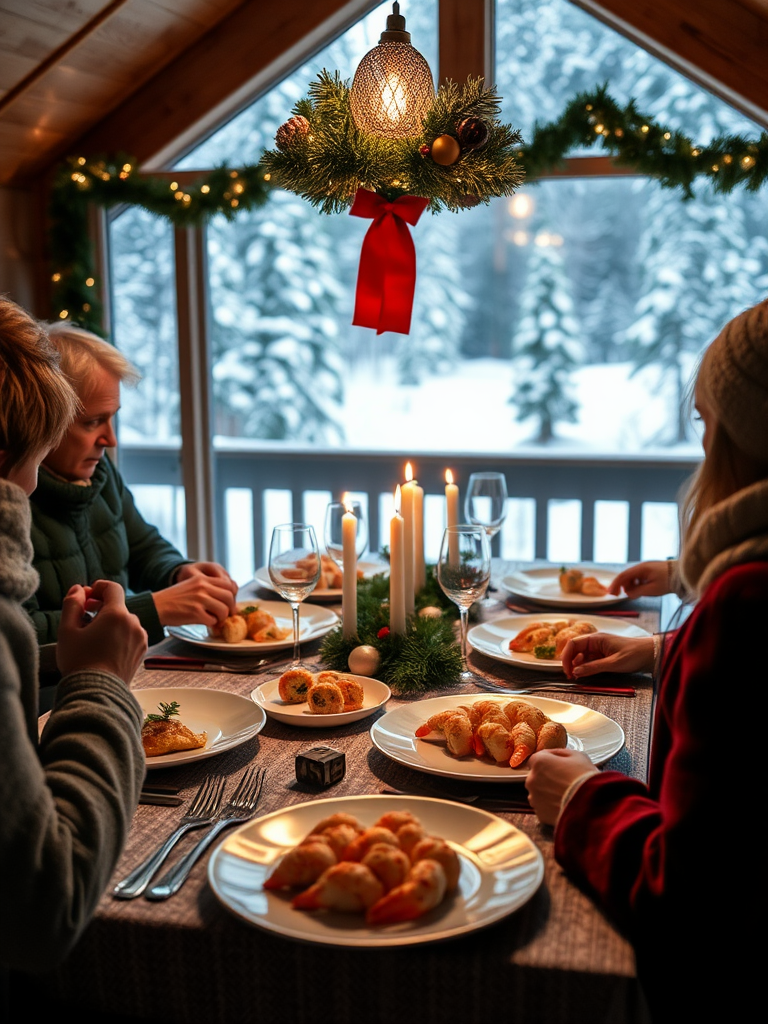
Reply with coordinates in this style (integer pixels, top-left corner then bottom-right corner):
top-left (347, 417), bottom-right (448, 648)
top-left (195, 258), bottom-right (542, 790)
top-left (107, 0), bottom-right (767, 573)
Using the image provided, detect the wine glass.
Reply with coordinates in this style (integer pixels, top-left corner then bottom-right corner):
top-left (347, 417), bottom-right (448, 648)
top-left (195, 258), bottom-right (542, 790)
top-left (465, 471), bottom-right (508, 608)
top-left (268, 523), bottom-right (321, 667)
top-left (437, 525), bottom-right (491, 685)
top-left (324, 500), bottom-right (368, 568)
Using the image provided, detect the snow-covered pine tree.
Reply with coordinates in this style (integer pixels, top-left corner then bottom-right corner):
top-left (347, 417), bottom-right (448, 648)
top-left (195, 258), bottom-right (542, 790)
top-left (509, 234), bottom-right (584, 442)
top-left (110, 207), bottom-right (180, 441)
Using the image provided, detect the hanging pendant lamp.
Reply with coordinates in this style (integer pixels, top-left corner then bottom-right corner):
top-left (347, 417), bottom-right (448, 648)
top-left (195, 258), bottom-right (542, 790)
top-left (349, 2), bottom-right (435, 139)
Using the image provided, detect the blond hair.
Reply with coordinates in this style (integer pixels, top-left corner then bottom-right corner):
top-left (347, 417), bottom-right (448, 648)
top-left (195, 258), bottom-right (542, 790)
top-left (45, 321), bottom-right (141, 398)
top-left (0, 297), bottom-right (79, 471)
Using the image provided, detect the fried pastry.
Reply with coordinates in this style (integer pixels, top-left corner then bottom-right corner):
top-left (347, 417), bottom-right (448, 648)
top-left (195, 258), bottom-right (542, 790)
top-left (141, 718), bottom-right (207, 758)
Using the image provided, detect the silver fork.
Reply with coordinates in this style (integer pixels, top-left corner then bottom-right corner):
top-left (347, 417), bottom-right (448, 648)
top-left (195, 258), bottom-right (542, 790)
top-left (144, 765), bottom-right (266, 900)
top-left (112, 775), bottom-right (225, 899)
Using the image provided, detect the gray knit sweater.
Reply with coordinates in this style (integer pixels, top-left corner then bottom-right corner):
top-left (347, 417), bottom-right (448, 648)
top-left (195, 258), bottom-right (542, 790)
top-left (0, 478), bottom-right (144, 987)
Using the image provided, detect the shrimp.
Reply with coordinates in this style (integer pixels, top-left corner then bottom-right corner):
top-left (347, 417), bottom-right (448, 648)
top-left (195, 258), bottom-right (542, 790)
top-left (292, 861), bottom-right (384, 912)
top-left (503, 701), bottom-right (549, 734)
top-left (508, 721), bottom-right (538, 768)
top-left (341, 826), bottom-right (400, 862)
top-left (415, 709), bottom-right (473, 757)
top-left (318, 823), bottom-right (362, 859)
top-left (365, 859), bottom-right (448, 925)
top-left (263, 838), bottom-right (337, 890)
top-left (306, 812), bottom-right (363, 836)
top-left (536, 720), bottom-right (568, 751)
top-left (410, 837), bottom-right (460, 891)
top-left (374, 810), bottom-right (420, 833)
top-left (362, 843), bottom-right (411, 892)
top-left (508, 622), bottom-right (549, 652)
top-left (554, 621), bottom-right (597, 657)
top-left (396, 821), bottom-right (427, 859)
top-left (476, 719), bottom-right (514, 763)
top-left (580, 576), bottom-right (608, 596)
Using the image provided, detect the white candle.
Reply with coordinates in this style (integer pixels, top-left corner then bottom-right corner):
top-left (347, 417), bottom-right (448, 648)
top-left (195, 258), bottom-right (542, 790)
top-left (414, 477), bottom-right (425, 592)
top-left (341, 494), bottom-right (357, 638)
top-left (445, 469), bottom-right (459, 563)
top-left (389, 485), bottom-right (406, 635)
top-left (402, 462), bottom-right (415, 616)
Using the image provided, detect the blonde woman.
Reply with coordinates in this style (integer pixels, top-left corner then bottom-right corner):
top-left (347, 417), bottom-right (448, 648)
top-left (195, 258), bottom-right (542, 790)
top-left (25, 321), bottom-right (238, 646)
top-left (0, 297), bottom-right (146, 998)
top-left (525, 299), bottom-right (768, 1022)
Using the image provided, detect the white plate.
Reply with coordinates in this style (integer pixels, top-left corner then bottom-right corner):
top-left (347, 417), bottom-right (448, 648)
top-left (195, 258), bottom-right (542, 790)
top-left (370, 693), bottom-right (625, 782)
top-left (500, 565), bottom-right (625, 608)
top-left (468, 613), bottom-right (650, 673)
top-left (253, 560), bottom-right (388, 602)
top-left (166, 600), bottom-right (339, 655)
top-left (136, 687), bottom-right (266, 769)
top-left (251, 674), bottom-right (391, 727)
top-left (208, 794), bottom-right (544, 946)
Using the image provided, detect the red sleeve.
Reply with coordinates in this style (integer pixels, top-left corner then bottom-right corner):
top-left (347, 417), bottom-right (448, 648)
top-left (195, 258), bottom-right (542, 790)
top-left (554, 563), bottom-right (765, 947)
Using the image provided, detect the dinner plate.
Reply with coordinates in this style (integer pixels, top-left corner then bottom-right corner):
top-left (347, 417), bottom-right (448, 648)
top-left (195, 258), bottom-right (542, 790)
top-left (208, 794), bottom-right (544, 946)
top-left (166, 600), bottom-right (339, 655)
top-left (250, 674), bottom-right (391, 727)
top-left (136, 687), bottom-right (266, 769)
top-left (500, 565), bottom-right (624, 608)
top-left (467, 613), bottom-right (650, 673)
top-left (370, 693), bottom-right (625, 782)
top-left (253, 560), bottom-right (389, 602)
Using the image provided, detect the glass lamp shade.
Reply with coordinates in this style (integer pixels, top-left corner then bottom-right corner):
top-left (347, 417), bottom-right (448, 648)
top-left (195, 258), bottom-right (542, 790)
top-left (350, 14), bottom-right (434, 140)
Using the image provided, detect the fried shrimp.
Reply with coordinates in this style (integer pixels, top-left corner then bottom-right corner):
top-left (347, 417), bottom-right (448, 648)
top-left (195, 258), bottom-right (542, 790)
top-left (410, 837), bottom-right (460, 891)
top-left (263, 839), bottom-right (337, 890)
top-left (291, 862), bottom-right (384, 912)
top-left (362, 843), bottom-right (411, 892)
top-left (365, 859), bottom-right (447, 925)
top-left (341, 826), bottom-right (400, 862)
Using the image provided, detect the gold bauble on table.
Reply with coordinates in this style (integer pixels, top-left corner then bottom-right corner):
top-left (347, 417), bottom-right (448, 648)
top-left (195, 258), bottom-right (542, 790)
top-left (430, 135), bottom-right (461, 166)
top-left (348, 645), bottom-right (381, 676)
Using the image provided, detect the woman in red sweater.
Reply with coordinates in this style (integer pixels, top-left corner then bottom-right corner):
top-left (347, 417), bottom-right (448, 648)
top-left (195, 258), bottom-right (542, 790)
top-left (525, 298), bottom-right (768, 1022)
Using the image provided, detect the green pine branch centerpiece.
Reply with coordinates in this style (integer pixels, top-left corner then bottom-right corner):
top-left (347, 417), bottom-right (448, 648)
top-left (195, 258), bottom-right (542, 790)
top-left (319, 568), bottom-right (464, 695)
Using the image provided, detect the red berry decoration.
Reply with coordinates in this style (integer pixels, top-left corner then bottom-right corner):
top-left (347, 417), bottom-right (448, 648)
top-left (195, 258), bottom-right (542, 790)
top-left (456, 116), bottom-right (490, 152)
top-left (419, 144), bottom-right (431, 158)
top-left (377, 626), bottom-right (391, 639)
top-left (458, 195), bottom-right (481, 208)
top-left (275, 115), bottom-right (310, 151)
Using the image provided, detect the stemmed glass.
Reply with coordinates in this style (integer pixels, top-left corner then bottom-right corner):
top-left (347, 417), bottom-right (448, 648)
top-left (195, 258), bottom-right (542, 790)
top-left (268, 523), bottom-right (321, 667)
top-left (437, 525), bottom-right (491, 685)
top-left (465, 471), bottom-right (508, 608)
top-left (324, 500), bottom-right (368, 567)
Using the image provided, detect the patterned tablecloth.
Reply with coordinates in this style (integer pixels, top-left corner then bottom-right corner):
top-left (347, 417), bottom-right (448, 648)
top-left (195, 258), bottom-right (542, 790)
top-left (41, 567), bottom-right (658, 1024)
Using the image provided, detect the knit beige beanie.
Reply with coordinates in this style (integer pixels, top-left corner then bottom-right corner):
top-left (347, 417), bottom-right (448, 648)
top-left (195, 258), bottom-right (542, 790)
top-left (697, 298), bottom-right (768, 463)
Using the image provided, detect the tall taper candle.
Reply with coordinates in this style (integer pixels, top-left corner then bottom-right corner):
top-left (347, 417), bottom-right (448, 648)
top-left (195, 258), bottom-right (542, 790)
top-left (445, 469), bottom-right (460, 563)
top-left (402, 462), bottom-right (416, 615)
top-left (341, 495), bottom-right (357, 638)
top-left (414, 477), bottom-right (425, 591)
top-left (389, 486), bottom-right (406, 634)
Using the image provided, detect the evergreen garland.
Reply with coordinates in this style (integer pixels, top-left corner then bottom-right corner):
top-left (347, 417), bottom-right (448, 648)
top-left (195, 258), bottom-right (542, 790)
top-left (47, 86), bottom-right (768, 333)
top-left (261, 72), bottom-right (524, 214)
top-left (319, 572), bottom-right (464, 694)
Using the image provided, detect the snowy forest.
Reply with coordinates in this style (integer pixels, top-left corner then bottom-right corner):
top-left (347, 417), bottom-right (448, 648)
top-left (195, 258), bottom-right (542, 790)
top-left (110, 0), bottom-right (768, 456)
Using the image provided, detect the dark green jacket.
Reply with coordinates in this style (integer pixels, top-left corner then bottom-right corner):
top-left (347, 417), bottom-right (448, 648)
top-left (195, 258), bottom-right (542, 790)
top-left (25, 458), bottom-right (188, 645)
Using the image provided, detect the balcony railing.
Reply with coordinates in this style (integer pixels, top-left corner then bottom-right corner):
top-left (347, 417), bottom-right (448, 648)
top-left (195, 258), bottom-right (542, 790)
top-left (120, 444), bottom-right (700, 580)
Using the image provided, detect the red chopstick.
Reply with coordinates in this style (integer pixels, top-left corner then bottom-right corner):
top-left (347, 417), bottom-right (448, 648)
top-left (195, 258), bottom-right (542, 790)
top-left (505, 600), bottom-right (639, 617)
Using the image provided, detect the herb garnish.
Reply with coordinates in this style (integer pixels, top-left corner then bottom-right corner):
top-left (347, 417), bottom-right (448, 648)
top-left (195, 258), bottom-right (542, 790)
top-left (143, 701), bottom-right (181, 726)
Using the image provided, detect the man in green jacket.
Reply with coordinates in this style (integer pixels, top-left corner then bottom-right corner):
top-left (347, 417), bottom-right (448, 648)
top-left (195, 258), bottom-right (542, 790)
top-left (25, 322), bottom-right (238, 647)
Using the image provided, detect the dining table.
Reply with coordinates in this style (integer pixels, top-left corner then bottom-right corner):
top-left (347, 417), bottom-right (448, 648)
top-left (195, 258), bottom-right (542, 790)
top-left (38, 561), bottom-right (659, 1024)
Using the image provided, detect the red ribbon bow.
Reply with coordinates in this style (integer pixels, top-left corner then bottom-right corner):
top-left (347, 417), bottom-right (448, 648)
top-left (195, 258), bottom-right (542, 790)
top-left (350, 188), bottom-right (429, 335)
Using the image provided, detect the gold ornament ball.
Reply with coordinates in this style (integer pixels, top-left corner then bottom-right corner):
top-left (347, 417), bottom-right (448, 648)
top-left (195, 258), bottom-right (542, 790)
top-left (348, 645), bottom-right (381, 676)
top-left (430, 135), bottom-right (461, 166)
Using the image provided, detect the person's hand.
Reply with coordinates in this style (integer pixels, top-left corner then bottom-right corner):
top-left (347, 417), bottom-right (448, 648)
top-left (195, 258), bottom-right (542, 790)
top-left (608, 560), bottom-right (674, 598)
top-left (525, 748), bottom-right (598, 826)
top-left (561, 632), bottom-right (654, 679)
top-left (175, 561), bottom-right (239, 592)
top-left (57, 581), bottom-right (147, 683)
top-left (153, 571), bottom-right (238, 627)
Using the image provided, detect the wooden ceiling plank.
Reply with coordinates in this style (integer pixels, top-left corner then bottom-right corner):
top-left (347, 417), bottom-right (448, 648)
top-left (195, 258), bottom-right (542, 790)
top-left (571, 0), bottom-right (768, 126)
top-left (69, 0), bottom-right (381, 171)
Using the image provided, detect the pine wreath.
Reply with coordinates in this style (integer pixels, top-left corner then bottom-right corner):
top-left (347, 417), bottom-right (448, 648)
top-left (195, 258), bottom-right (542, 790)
top-left (261, 71), bottom-right (524, 213)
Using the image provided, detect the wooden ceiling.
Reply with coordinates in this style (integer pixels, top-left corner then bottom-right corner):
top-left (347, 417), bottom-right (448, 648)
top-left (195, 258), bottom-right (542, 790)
top-left (1, 0), bottom-right (766, 189)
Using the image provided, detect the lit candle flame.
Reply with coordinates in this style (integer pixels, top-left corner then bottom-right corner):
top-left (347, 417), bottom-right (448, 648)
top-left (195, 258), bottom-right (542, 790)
top-left (342, 492), bottom-right (354, 515)
top-left (394, 484), bottom-right (401, 516)
top-left (381, 74), bottom-right (407, 123)
top-left (405, 462), bottom-right (413, 482)
top-left (445, 469), bottom-right (454, 485)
